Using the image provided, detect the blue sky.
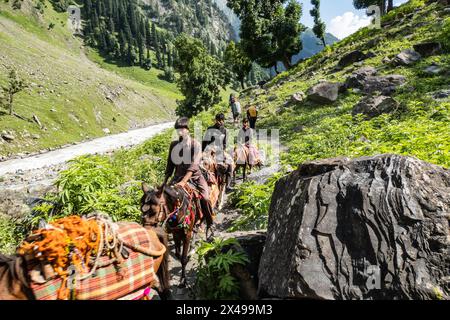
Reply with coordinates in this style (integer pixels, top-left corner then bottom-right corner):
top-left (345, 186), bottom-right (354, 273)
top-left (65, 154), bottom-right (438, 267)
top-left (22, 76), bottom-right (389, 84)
top-left (297, 0), bottom-right (409, 39)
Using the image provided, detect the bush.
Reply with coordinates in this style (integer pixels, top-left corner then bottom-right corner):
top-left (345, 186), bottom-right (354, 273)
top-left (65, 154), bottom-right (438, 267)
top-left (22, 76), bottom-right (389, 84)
top-left (194, 237), bottom-right (249, 300)
top-left (0, 214), bottom-right (23, 255)
top-left (228, 172), bottom-right (284, 231)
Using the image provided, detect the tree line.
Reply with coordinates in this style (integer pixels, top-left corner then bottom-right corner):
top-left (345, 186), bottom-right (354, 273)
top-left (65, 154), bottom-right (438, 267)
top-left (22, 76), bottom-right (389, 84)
top-left (81, 0), bottom-right (175, 75)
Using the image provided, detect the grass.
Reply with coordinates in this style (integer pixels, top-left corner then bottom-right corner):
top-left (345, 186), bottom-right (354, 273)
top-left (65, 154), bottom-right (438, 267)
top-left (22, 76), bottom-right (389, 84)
top-left (239, 0), bottom-right (450, 170)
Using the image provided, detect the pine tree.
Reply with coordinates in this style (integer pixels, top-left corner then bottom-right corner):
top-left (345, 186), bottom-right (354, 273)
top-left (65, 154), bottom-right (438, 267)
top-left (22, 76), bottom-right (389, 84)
top-left (310, 0), bottom-right (326, 47)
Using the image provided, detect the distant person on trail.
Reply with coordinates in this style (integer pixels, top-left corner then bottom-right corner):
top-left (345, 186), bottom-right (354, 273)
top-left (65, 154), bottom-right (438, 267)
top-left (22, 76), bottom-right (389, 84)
top-left (163, 117), bottom-right (214, 228)
top-left (246, 104), bottom-right (258, 129)
top-left (230, 94), bottom-right (241, 125)
top-left (202, 113), bottom-right (234, 192)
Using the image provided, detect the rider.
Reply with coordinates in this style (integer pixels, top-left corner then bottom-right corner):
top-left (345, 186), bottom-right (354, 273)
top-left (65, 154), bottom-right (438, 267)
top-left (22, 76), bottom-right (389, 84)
top-left (237, 118), bottom-right (260, 166)
top-left (202, 113), bottom-right (234, 192)
top-left (163, 117), bottom-right (214, 231)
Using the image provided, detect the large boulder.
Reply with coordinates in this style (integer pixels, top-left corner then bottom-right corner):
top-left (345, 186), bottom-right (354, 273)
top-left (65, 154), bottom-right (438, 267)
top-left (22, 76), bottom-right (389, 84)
top-left (258, 154), bottom-right (450, 300)
top-left (338, 50), bottom-right (367, 68)
top-left (352, 95), bottom-right (399, 119)
top-left (413, 42), bottom-right (442, 57)
top-left (346, 67), bottom-right (406, 96)
top-left (307, 82), bottom-right (341, 105)
top-left (221, 231), bottom-right (267, 300)
top-left (393, 49), bottom-right (422, 66)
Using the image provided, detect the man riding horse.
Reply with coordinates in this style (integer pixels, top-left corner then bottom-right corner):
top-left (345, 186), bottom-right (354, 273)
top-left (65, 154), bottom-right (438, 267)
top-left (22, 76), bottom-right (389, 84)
top-left (163, 117), bottom-right (215, 234)
top-left (202, 113), bottom-right (234, 192)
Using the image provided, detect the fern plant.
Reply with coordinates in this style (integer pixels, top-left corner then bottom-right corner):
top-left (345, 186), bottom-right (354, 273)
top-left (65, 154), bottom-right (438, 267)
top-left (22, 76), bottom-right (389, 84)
top-left (194, 237), bottom-right (249, 300)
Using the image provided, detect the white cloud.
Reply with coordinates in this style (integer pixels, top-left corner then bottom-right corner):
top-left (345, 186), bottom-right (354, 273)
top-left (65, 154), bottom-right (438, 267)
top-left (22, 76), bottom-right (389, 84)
top-left (328, 12), bottom-right (373, 40)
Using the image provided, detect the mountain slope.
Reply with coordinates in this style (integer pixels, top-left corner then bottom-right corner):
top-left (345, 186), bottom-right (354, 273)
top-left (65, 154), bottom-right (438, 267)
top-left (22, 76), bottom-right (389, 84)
top-left (240, 0), bottom-right (449, 168)
top-left (0, 0), bottom-right (181, 158)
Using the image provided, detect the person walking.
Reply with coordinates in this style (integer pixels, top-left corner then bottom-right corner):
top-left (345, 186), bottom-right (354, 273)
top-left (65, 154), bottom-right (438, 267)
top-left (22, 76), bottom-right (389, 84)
top-left (246, 104), bottom-right (258, 129)
top-left (230, 95), bottom-right (241, 125)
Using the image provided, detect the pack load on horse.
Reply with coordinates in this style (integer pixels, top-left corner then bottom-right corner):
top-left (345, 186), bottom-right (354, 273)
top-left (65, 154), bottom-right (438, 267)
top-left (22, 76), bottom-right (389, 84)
top-left (233, 118), bottom-right (263, 182)
top-left (0, 213), bottom-right (171, 300)
top-left (140, 117), bottom-right (216, 287)
top-left (202, 113), bottom-right (234, 201)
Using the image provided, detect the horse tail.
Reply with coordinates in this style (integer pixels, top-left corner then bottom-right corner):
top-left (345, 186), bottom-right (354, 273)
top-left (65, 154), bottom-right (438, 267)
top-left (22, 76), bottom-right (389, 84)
top-left (154, 227), bottom-right (171, 298)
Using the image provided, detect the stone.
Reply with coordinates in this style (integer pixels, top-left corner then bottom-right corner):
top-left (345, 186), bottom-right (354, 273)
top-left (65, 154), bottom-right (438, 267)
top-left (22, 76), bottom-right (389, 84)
top-left (431, 89), bottom-right (450, 100)
top-left (413, 42), bottom-right (442, 57)
top-left (267, 95), bottom-right (277, 102)
top-left (352, 95), bottom-right (399, 119)
top-left (424, 65), bottom-right (443, 75)
top-left (307, 82), bottom-right (341, 105)
top-left (338, 50), bottom-right (367, 68)
top-left (1, 133), bottom-right (15, 142)
top-left (346, 67), bottom-right (406, 96)
top-left (393, 49), bottom-right (422, 66)
top-left (291, 92), bottom-right (306, 104)
top-left (258, 154), bottom-right (450, 300)
top-left (220, 231), bottom-right (267, 300)
top-left (32, 115), bottom-right (42, 128)
top-left (102, 128), bottom-right (111, 134)
top-left (31, 134), bottom-right (41, 140)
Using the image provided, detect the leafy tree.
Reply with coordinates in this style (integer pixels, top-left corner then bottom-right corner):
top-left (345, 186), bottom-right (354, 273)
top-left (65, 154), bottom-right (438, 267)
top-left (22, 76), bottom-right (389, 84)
top-left (0, 69), bottom-right (27, 116)
top-left (174, 34), bottom-right (229, 117)
top-left (353, 0), bottom-right (394, 15)
top-left (310, 0), bottom-right (326, 47)
top-left (272, 0), bottom-right (306, 69)
top-left (224, 41), bottom-right (252, 89)
top-left (227, 0), bottom-right (305, 70)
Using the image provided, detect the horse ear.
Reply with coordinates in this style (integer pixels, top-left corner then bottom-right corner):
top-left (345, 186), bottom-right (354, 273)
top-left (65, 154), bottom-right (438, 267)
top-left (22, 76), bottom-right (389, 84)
top-left (142, 182), bottom-right (150, 193)
top-left (156, 185), bottom-right (163, 197)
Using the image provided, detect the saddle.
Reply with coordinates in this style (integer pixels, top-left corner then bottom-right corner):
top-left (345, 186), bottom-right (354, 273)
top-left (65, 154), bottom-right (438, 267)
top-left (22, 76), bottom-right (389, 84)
top-left (20, 216), bottom-right (164, 300)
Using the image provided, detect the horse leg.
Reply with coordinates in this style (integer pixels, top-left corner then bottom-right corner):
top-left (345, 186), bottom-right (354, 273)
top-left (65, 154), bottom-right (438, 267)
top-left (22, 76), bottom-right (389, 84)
top-left (179, 233), bottom-right (192, 288)
top-left (154, 229), bottom-right (172, 300)
top-left (243, 164), bottom-right (247, 182)
top-left (173, 232), bottom-right (181, 261)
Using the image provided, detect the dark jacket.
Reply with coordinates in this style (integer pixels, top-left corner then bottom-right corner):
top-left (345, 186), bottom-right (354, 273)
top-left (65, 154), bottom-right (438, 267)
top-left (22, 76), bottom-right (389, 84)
top-left (202, 123), bottom-right (227, 151)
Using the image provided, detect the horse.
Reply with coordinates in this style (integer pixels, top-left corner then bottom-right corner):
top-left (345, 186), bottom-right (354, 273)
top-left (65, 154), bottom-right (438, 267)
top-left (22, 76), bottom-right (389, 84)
top-left (0, 220), bottom-right (171, 300)
top-left (140, 182), bottom-right (210, 288)
top-left (233, 143), bottom-right (262, 183)
top-left (201, 146), bottom-right (225, 210)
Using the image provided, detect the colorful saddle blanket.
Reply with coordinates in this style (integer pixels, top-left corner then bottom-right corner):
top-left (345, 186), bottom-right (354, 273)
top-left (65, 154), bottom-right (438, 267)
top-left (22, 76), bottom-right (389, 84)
top-left (27, 222), bottom-right (160, 300)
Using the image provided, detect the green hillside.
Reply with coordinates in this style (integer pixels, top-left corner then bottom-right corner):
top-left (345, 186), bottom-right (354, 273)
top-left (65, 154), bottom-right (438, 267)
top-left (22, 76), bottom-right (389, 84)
top-left (240, 0), bottom-right (449, 169)
top-left (0, 0), bottom-right (181, 157)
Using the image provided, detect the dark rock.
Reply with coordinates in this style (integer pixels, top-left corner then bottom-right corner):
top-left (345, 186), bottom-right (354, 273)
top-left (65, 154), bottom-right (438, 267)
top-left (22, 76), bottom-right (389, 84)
top-left (424, 65), bottom-right (443, 75)
top-left (290, 92), bottom-right (306, 104)
top-left (346, 67), bottom-right (406, 95)
top-left (393, 49), bottom-right (422, 66)
top-left (432, 89), bottom-right (450, 100)
top-left (307, 82), bottom-right (341, 105)
top-left (1, 134), bottom-right (15, 142)
top-left (352, 95), bottom-right (399, 119)
top-left (258, 154), bottom-right (450, 300)
top-left (413, 42), bottom-right (442, 57)
top-left (338, 50), bottom-right (367, 68)
top-left (222, 231), bottom-right (267, 300)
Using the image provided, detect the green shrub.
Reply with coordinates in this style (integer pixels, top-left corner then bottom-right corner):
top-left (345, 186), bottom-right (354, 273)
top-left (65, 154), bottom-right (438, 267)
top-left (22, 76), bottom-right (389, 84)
top-left (194, 237), bottom-right (249, 300)
top-left (0, 214), bottom-right (23, 255)
top-left (229, 172), bottom-right (284, 231)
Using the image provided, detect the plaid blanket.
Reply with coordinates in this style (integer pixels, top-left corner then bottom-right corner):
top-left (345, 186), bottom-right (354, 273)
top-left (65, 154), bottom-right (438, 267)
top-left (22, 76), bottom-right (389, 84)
top-left (29, 222), bottom-right (159, 300)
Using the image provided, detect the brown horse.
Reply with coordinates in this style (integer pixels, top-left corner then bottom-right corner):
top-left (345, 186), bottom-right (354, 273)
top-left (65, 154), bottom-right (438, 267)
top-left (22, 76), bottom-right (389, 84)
top-left (201, 147), bottom-right (223, 209)
top-left (0, 228), bottom-right (171, 300)
top-left (233, 144), bottom-right (262, 183)
top-left (140, 182), bottom-right (211, 287)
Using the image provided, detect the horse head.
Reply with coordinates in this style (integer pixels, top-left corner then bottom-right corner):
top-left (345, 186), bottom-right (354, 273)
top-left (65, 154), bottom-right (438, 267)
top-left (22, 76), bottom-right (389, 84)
top-left (140, 183), bottom-right (167, 227)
